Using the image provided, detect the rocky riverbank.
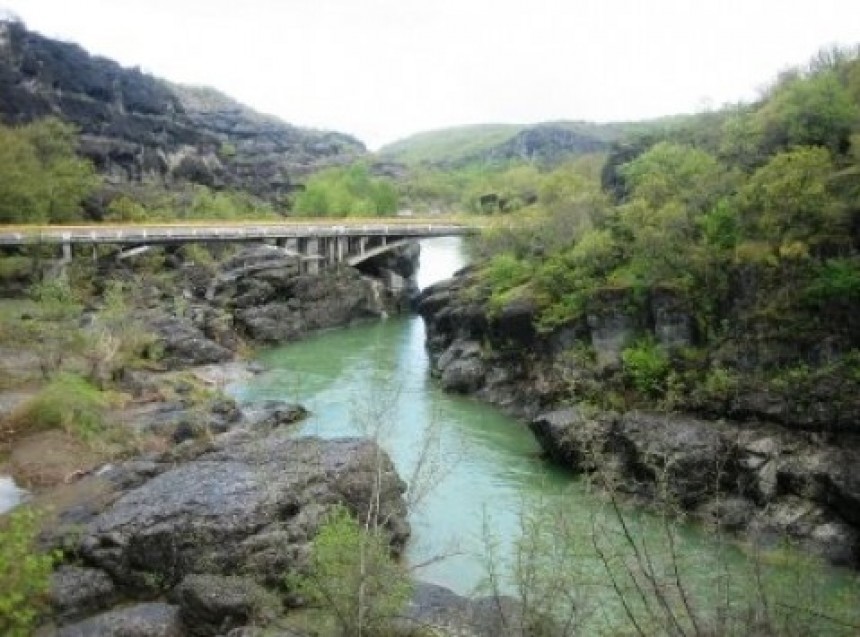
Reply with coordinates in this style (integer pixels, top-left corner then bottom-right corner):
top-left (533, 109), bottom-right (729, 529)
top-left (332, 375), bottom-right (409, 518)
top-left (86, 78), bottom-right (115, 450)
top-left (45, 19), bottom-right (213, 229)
top-left (38, 420), bottom-right (409, 636)
top-left (1, 242), bottom-right (532, 636)
top-left (417, 270), bottom-right (860, 568)
top-left (127, 241), bottom-right (420, 368)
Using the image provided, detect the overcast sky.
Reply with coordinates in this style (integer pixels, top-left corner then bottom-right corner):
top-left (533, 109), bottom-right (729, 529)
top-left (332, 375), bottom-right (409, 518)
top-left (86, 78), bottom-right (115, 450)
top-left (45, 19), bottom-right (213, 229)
top-left (1, 0), bottom-right (859, 149)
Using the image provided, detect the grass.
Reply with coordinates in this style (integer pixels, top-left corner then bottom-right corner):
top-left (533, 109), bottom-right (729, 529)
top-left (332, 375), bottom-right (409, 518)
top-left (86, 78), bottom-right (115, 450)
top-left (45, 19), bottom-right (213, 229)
top-left (2, 373), bottom-right (108, 445)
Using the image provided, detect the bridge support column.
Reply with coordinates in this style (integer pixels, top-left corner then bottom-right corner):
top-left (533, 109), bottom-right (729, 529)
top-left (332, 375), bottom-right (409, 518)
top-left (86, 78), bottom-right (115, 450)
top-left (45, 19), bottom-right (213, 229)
top-left (61, 239), bottom-right (72, 263)
top-left (336, 236), bottom-right (346, 263)
top-left (305, 238), bottom-right (320, 275)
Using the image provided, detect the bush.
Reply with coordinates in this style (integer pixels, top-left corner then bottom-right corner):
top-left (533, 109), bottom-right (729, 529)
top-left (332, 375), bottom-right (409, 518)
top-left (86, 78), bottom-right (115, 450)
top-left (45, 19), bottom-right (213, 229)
top-left (7, 373), bottom-right (107, 442)
top-left (293, 163), bottom-right (398, 217)
top-left (805, 258), bottom-right (860, 303)
top-left (0, 507), bottom-right (56, 637)
top-left (287, 506), bottom-right (412, 636)
top-left (622, 338), bottom-right (670, 397)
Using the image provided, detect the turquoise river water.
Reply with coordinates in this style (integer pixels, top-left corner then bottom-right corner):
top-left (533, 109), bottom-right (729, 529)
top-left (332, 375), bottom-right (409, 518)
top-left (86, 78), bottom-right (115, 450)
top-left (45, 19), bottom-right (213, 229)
top-left (231, 237), bottom-right (860, 634)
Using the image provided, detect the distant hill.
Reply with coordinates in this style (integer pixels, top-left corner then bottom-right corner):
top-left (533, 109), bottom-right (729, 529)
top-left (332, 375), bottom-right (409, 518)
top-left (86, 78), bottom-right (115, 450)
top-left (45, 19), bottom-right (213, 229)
top-left (0, 19), bottom-right (366, 203)
top-left (378, 121), bottom-right (647, 166)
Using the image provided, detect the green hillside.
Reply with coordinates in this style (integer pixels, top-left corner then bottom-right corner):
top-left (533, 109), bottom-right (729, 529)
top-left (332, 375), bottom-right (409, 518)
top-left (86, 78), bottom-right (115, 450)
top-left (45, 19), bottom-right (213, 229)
top-left (377, 123), bottom-right (524, 164)
top-left (378, 118), bottom-right (715, 167)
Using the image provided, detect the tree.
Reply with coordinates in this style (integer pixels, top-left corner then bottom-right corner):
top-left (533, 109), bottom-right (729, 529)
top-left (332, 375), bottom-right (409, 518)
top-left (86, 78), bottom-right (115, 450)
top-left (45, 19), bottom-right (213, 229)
top-left (619, 142), bottom-right (727, 213)
top-left (739, 146), bottom-right (844, 245)
top-left (755, 71), bottom-right (859, 155)
top-left (293, 163), bottom-right (399, 217)
top-left (0, 118), bottom-right (98, 223)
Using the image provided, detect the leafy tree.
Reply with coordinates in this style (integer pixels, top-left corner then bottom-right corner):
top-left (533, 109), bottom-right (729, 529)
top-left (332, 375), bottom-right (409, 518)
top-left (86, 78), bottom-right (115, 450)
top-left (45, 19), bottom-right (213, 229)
top-left (0, 118), bottom-right (99, 223)
top-left (294, 163), bottom-right (398, 217)
top-left (739, 146), bottom-right (845, 245)
top-left (619, 142), bottom-right (728, 213)
top-left (756, 70), bottom-right (859, 155)
top-left (105, 195), bottom-right (148, 222)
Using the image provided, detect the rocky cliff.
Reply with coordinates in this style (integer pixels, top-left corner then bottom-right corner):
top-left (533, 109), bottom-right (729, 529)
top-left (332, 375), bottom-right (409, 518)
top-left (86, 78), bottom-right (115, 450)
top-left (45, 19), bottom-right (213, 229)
top-left (0, 19), bottom-right (365, 204)
top-left (417, 271), bottom-right (860, 568)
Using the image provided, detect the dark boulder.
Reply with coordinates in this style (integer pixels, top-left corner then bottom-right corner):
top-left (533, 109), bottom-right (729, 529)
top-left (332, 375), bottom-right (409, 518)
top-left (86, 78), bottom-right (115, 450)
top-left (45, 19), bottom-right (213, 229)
top-left (172, 574), bottom-right (280, 637)
top-left (50, 566), bottom-right (118, 622)
top-left (145, 314), bottom-right (234, 367)
top-left (76, 432), bottom-right (409, 589)
top-left (53, 603), bottom-right (183, 637)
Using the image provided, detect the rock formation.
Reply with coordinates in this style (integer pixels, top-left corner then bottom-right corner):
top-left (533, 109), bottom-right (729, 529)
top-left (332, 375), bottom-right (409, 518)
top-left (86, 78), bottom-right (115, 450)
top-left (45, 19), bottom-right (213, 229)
top-left (417, 271), bottom-right (860, 568)
top-left (0, 19), bottom-right (365, 204)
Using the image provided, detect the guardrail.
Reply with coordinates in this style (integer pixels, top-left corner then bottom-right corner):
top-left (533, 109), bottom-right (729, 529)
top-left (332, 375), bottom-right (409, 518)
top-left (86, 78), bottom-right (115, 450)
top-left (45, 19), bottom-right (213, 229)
top-left (0, 221), bottom-right (476, 246)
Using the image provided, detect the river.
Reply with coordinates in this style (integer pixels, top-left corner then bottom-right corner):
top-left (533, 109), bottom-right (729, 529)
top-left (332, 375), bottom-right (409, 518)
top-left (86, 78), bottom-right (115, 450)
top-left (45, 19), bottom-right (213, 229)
top-left (231, 237), bottom-right (860, 633)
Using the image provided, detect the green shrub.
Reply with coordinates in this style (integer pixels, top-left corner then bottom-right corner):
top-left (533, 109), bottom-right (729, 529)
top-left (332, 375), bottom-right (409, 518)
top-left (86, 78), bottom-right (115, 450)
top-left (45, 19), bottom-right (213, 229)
top-left (10, 373), bottom-right (107, 442)
top-left (287, 506), bottom-right (412, 636)
top-left (702, 366), bottom-right (739, 399)
top-left (485, 253), bottom-right (533, 289)
top-left (294, 163), bottom-right (398, 217)
top-left (805, 258), bottom-right (860, 303)
top-left (0, 507), bottom-right (56, 637)
top-left (622, 338), bottom-right (670, 397)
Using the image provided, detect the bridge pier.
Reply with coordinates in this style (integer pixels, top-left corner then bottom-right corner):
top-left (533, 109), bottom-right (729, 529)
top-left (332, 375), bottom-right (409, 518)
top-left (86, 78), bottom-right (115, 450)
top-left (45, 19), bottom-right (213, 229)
top-left (304, 238), bottom-right (320, 275)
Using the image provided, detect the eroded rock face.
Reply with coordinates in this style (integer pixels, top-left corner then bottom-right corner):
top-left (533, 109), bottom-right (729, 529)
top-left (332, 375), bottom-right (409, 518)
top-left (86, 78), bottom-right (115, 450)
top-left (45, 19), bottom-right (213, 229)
top-left (212, 245), bottom-right (418, 344)
top-left (75, 433), bottom-right (409, 590)
top-left (172, 574), bottom-right (280, 637)
top-left (0, 21), bottom-right (365, 202)
top-left (402, 582), bottom-right (530, 637)
top-left (145, 313), bottom-right (234, 368)
top-left (50, 566), bottom-right (118, 622)
top-left (529, 407), bottom-right (860, 567)
top-left (53, 603), bottom-right (184, 637)
top-left (41, 420), bottom-right (411, 634)
top-left (233, 269), bottom-right (389, 343)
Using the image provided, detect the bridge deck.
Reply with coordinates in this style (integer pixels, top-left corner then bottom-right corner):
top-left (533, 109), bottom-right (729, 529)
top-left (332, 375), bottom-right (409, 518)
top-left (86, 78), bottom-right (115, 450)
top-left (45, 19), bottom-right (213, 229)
top-left (0, 219), bottom-right (476, 246)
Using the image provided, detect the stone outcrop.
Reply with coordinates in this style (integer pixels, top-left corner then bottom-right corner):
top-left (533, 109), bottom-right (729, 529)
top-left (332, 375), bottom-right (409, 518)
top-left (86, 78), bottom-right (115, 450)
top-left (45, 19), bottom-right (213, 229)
top-left (417, 270), bottom-right (860, 568)
top-left (99, 240), bottom-right (420, 366)
top-left (0, 20), bottom-right (364, 204)
top-left (50, 566), bottom-right (118, 622)
top-left (530, 408), bottom-right (860, 565)
top-left (484, 123), bottom-right (608, 165)
top-left (171, 575), bottom-right (280, 637)
top-left (72, 434), bottom-right (409, 590)
top-left (42, 417), bottom-right (410, 634)
top-left (211, 244), bottom-right (417, 343)
top-left (53, 603), bottom-right (184, 637)
top-left (401, 582), bottom-right (530, 637)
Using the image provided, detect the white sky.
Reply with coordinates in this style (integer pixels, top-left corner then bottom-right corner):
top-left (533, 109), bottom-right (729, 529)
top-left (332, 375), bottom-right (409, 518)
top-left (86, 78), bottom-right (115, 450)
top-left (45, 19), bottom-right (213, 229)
top-left (1, 0), bottom-right (858, 150)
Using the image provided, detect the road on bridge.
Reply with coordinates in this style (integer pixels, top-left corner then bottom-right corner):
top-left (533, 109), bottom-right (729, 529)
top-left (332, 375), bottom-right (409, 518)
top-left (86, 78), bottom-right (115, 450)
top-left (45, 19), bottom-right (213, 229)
top-left (0, 217), bottom-right (481, 247)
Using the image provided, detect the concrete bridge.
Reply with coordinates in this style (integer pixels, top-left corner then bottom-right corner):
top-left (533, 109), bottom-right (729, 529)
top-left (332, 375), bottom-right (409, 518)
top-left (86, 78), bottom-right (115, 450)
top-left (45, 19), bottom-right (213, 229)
top-left (0, 219), bottom-right (477, 274)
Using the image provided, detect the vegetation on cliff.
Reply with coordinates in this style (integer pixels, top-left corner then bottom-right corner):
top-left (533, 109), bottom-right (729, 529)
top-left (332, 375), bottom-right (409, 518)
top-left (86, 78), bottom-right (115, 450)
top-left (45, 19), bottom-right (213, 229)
top-left (0, 118), bottom-right (98, 223)
top-left (293, 162), bottom-right (399, 217)
top-left (449, 47), bottom-right (860, 417)
top-left (0, 19), bottom-right (365, 215)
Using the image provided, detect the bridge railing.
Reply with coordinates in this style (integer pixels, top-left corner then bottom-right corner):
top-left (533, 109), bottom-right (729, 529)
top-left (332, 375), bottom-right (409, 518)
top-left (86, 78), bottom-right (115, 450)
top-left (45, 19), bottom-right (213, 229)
top-left (0, 219), bottom-right (478, 246)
